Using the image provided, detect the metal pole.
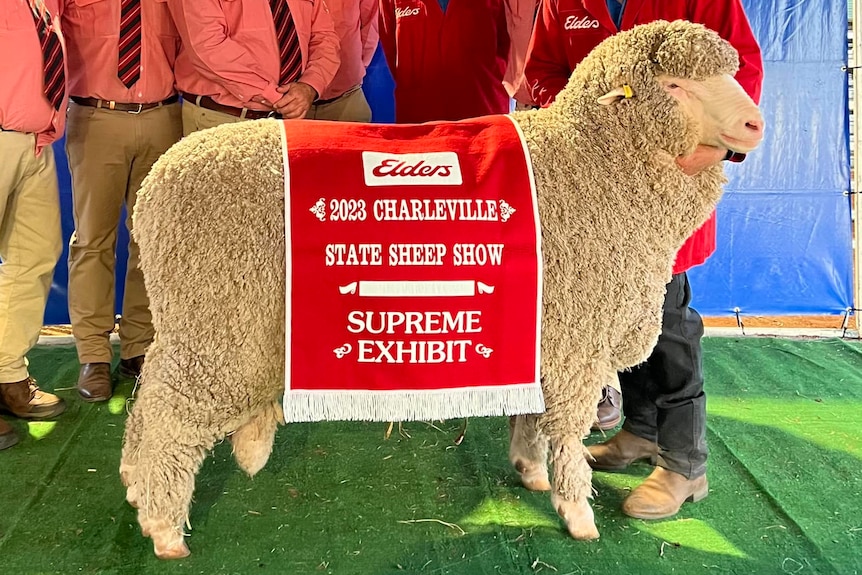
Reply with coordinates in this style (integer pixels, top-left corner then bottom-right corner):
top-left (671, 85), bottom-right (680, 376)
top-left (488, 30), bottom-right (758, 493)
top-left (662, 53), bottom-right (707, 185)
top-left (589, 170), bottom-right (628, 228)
top-left (853, 0), bottom-right (862, 329)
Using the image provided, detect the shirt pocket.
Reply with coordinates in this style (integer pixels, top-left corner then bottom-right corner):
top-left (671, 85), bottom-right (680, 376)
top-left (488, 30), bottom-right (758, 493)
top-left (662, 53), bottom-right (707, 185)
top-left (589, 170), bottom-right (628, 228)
top-left (66, 0), bottom-right (118, 38)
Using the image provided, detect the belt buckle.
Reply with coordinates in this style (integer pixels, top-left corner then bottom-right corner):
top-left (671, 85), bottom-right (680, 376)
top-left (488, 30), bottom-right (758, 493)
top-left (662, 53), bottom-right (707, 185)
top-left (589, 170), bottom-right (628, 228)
top-left (129, 103), bottom-right (144, 115)
top-left (265, 111), bottom-right (279, 119)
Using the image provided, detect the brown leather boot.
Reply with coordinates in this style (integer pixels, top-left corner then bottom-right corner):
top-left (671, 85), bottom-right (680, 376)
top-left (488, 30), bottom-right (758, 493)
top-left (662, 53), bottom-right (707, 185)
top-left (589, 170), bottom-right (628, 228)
top-left (592, 386), bottom-right (621, 431)
top-left (0, 378), bottom-right (66, 420)
top-left (587, 428), bottom-right (658, 471)
top-left (622, 466), bottom-right (708, 520)
top-left (77, 363), bottom-right (113, 402)
top-left (118, 355), bottom-right (145, 379)
top-left (0, 417), bottom-right (19, 450)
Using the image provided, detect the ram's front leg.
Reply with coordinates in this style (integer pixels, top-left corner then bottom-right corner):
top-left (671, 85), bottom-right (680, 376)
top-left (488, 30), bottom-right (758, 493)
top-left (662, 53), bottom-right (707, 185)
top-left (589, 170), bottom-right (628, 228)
top-left (549, 434), bottom-right (599, 540)
top-left (509, 414), bottom-right (550, 491)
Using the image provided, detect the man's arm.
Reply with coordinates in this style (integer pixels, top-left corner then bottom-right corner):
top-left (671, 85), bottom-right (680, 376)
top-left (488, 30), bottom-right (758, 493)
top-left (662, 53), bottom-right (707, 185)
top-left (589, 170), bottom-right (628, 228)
top-left (524, 0), bottom-right (571, 107)
top-left (295, 0), bottom-right (340, 98)
top-left (503, 0), bottom-right (538, 104)
top-left (168, 0), bottom-right (282, 105)
top-left (359, 0), bottom-right (380, 68)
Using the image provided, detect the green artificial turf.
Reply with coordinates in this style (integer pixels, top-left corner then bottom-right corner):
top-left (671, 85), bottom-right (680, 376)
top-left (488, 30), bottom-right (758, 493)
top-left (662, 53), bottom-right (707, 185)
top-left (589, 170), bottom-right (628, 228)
top-left (0, 338), bottom-right (859, 574)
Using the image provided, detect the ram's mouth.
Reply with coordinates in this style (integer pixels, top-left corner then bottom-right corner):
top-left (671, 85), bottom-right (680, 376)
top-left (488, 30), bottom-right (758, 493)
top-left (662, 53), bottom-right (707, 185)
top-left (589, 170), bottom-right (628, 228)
top-left (719, 133), bottom-right (762, 153)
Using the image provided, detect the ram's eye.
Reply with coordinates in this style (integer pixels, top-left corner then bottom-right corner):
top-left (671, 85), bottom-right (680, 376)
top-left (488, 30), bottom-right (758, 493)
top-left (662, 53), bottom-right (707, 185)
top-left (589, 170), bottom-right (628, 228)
top-left (668, 83), bottom-right (679, 89)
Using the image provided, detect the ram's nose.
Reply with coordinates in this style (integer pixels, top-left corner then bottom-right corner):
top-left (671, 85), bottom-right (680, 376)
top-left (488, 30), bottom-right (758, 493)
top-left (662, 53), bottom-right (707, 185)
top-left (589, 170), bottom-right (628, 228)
top-left (744, 115), bottom-right (764, 137)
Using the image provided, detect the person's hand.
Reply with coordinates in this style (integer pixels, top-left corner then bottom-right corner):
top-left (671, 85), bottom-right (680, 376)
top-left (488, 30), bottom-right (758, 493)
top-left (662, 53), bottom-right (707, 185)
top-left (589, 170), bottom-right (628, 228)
top-left (250, 94), bottom-right (273, 108)
top-left (675, 145), bottom-right (726, 176)
top-left (273, 82), bottom-right (318, 119)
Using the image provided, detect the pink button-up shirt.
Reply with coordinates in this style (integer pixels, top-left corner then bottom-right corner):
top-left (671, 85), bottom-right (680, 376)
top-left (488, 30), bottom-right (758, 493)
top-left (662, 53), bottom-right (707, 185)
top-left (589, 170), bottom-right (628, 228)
top-left (0, 0), bottom-right (69, 154)
top-left (62, 0), bottom-right (179, 103)
top-left (167, 0), bottom-right (340, 110)
top-left (319, 0), bottom-right (378, 101)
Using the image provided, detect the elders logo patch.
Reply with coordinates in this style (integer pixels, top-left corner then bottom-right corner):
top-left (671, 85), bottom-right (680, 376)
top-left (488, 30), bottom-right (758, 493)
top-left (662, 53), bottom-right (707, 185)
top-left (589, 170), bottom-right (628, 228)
top-left (362, 152), bottom-right (463, 186)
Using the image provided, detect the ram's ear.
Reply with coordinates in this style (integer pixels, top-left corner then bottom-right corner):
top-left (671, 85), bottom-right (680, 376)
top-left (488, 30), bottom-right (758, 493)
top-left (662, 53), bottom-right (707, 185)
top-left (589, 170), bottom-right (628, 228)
top-left (597, 84), bottom-right (635, 105)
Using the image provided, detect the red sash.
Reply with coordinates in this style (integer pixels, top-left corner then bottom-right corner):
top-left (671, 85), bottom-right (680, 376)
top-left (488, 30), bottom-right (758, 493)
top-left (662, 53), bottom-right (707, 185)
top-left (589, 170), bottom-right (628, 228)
top-left (282, 115), bottom-right (544, 422)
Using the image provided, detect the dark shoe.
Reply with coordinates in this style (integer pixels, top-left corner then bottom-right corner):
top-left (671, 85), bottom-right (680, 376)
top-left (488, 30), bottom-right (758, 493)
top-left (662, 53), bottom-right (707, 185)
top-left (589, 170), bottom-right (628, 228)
top-left (0, 377), bottom-right (67, 420)
top-left (622, 467), bottom-right (708, 519)
top-left (592, 386), bottom-right (621, 431)
top-left (77, 363), bottom-right (113, 402)
top-left (118, 355), bottom-right (145, 379)
top-left (587, 428), bottom-right (658, 471)
top-left (0, 417), bottom-right (19, 450)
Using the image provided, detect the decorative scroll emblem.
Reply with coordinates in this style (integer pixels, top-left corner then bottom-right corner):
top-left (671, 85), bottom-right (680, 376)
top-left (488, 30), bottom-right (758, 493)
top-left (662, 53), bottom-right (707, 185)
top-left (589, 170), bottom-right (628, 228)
top-left (475, 344), bottom-right (494, 358)
top-left (333, 344), bottom-right (352, 359)
top-left (310, 198), bottom-right (326, 221)
top-left (499, 200), bottom-right (516, 222)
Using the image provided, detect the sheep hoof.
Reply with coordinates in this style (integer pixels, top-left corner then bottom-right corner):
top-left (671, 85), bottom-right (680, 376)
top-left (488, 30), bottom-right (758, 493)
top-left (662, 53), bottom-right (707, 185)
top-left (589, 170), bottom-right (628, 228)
top-left (139, 516), bottom-right (189, 559)
top-left (154, 539), bottom-right (190, 560)
top-left (514, 460), bottom-right (551, 491)
top-left (522, 474), bottom-right (552, 492)
top-left (552, 496), bottom-right (600, 540)
top-left (146, 520), bottom-right (190, 560)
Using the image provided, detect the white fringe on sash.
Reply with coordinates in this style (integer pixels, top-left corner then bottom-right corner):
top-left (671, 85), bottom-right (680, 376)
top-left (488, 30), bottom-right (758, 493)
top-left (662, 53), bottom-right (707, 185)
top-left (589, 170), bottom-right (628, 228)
top-left (283, 385), bottom-right (545, 423)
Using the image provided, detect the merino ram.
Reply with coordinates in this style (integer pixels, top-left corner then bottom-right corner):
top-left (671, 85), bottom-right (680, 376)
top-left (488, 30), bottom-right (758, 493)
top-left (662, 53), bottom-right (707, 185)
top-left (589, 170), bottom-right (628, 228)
top-left (120, 20), bottom-right (763, 559)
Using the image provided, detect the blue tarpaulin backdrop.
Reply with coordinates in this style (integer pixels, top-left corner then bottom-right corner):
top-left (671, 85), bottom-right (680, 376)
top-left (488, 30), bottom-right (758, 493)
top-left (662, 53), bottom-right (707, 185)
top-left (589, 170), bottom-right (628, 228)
top-left (688, 0), bottom-right (852, 315)
top-left (43, 0), bottom-right (852, 323)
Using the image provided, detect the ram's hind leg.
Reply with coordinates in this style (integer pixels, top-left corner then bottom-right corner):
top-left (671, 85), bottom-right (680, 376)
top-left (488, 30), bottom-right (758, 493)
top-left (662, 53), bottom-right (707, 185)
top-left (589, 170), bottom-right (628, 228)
top-left (230, 401), bottom-right (283, 477)
top-left (509, 414), bottom-right (550, 491)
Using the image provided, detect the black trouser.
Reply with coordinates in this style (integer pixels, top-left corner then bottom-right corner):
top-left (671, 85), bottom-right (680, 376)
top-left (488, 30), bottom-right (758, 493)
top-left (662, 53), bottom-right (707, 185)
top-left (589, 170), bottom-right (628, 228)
top-left (619, 272), bottom-right (707, 479)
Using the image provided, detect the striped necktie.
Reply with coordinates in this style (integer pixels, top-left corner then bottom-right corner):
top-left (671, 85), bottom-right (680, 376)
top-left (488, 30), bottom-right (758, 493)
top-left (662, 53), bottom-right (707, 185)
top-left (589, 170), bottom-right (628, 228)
top-left (31, 6), bottom-right (65, 110)
top-left (118, 0), bottom-right (142, 88)
top-left (269, 0), bottom-right (302, 85)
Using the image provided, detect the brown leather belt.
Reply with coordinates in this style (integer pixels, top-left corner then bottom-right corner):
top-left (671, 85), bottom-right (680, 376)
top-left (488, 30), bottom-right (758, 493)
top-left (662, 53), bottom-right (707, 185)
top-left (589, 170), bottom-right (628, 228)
top-left (314, 85), bottom-right (361, 106)
top-left (181, 92), bottom-right (281, 120)
top-left (70, 95), bottom-right (178, 113)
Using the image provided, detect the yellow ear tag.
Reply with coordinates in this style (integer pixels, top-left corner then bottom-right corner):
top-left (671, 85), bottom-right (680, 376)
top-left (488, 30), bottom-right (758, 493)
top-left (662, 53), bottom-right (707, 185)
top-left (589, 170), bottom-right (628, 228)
top-left (622, 84), bottom-right (634, 99)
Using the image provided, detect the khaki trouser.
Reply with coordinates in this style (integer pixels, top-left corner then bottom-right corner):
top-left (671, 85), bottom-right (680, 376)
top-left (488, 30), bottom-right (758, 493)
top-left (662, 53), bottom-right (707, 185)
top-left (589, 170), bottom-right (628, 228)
top-left (182, 86), bottom-right (371, 137)
top-left (182, 100), bottom-right (244, 136)
top-left (0, 131), bottom-right (62, 383)
top-left (66, 101), bottom-right (182, 364)
top-left (305, 86), bottom-right (372, 122)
